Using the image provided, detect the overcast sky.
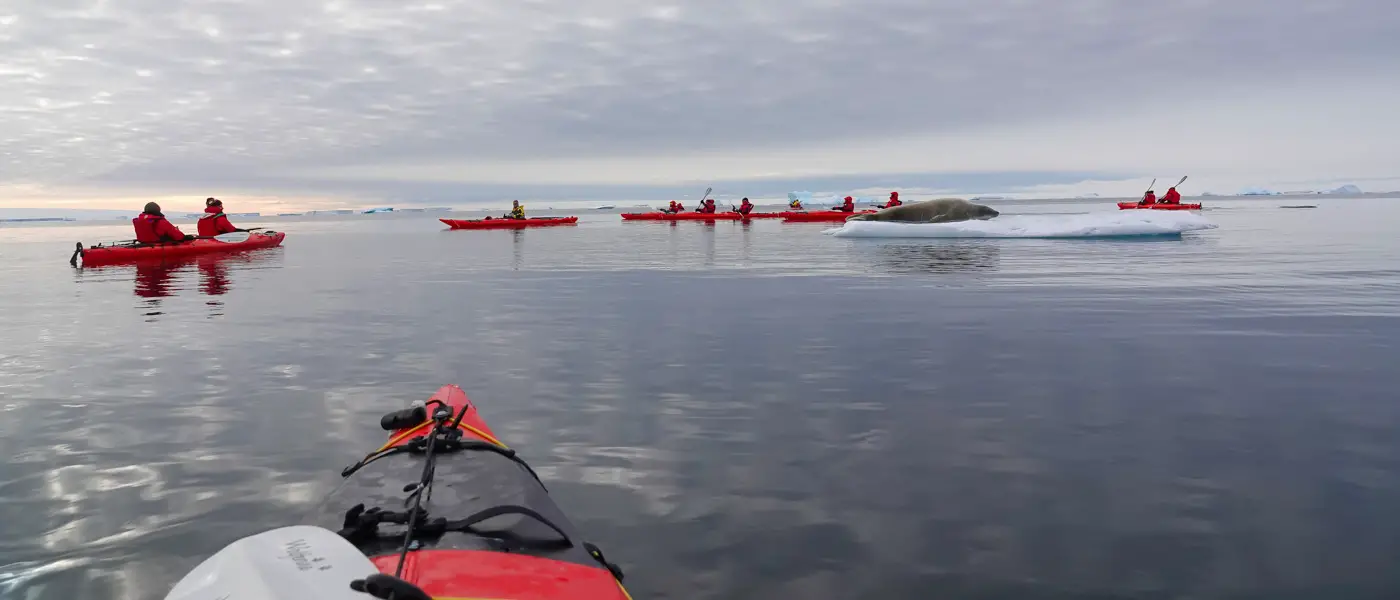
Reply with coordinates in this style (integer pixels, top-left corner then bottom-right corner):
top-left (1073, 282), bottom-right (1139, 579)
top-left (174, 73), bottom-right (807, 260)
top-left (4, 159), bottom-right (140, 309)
top-left (3, 0), bottom-right (1398, 210)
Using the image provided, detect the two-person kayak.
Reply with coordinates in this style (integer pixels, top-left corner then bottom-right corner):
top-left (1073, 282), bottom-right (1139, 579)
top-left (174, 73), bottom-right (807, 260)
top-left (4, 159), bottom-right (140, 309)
top-left (780, 210), bottom-right (876, 222)
top-left (163, 384), bottom-right (630, 600)
top-left (621, 211), bottom-right (778, 221)
top-left (440, 216), bottom-right (579, 229)
top-left (72, 231), bottom-right (286, 267)
top-left (1116, 203), bottom-right (1203, 211)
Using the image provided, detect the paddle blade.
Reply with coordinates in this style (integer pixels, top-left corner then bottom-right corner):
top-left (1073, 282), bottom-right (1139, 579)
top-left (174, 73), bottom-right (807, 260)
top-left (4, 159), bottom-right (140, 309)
top-left (164, 526), bottom-right (378, 600)
top-left (1176, 175), bottom-right (1188, 187)
top-left (212, 231), bottom-right (251, 243)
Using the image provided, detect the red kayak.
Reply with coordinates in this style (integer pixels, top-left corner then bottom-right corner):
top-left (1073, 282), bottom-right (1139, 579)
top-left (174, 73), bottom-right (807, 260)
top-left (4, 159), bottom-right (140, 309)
top-left (780, 210), bottom-right (876, 222)
top-left (74, 231), bottom-right (285, 267)
top-left (621, 211), bottom-right (735, 221)
top-left (1117, 203), bottom-right (1202, 210)
top-left (164, 384), bottom-right (631, 600)
top-left (441, 216), bottom-right (578, 229)
top-left (621, 211), bottom-right (780, 221)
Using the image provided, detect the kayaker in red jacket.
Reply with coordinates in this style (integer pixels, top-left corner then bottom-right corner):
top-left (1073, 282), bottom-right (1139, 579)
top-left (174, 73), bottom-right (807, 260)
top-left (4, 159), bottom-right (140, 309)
top-left (664, 200), bottom-right (680, 214)
top-left (695, 199), bottom-right (716, 213)
top-left (735, 198), bottom-right (754, 215)
top-left (833, 196), bottom-right (855, 212)
top-left (197, 197), bottom-right (241, 237)
top-left (1139, 190), bottom-right (1157, 205)
top-left (882, 191), bottom-right (902, 208)
top-left (1161, 187), bottom-right (1182, 205)
top-left (133, 202), bottom-right (193, 244)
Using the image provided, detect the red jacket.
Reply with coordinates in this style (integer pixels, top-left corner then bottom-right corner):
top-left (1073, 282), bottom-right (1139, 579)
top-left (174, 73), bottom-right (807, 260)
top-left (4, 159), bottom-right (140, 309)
top-left (133, 213), bottom-right (187, 243)
top-left (1141, 192), bottom-right (1157, 205)
top-left (197, 205), bottom-right (238, 236)
top-left (738, 202), bottom-right (753, 215)
top-left (1162, 188), bottom-right (1181, 204)
top-left (838, 197), bottom-right (854, 212)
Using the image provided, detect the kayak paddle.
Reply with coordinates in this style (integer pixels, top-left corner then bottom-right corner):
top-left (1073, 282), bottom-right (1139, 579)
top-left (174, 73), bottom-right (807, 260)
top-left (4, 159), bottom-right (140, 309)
top-left (162, 525), bottom-right (380, 600)
top-left (68, 242), bottom-right (85, 267)
top-left (698, 186), bottom-right (713, 204)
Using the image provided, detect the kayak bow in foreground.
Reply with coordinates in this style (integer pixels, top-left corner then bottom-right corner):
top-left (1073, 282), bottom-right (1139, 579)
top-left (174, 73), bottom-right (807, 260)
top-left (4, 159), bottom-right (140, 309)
top-left (165, 385), bottom-right (630, 600)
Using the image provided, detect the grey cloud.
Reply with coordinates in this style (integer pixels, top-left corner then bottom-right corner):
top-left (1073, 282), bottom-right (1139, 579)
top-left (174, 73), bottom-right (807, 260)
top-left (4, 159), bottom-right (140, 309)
top-left (1, 0), bottom-right (1396, 191)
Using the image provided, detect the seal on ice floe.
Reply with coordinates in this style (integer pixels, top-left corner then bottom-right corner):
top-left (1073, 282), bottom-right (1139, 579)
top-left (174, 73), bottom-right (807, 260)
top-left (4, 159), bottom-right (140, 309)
top-left (845, 198), bottom-right (1000, 224)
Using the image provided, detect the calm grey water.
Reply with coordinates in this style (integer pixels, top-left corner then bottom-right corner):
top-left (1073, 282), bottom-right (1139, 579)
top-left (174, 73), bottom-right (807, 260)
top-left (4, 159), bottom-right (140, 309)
top-left (2, 197), bottom-right (1399, 600)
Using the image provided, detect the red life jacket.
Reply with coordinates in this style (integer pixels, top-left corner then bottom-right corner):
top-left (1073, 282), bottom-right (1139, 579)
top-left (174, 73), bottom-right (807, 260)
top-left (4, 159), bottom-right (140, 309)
top-left (197, 205), bottom-right (237, 236)
top-left (133, 213), bottom-right (186, 243)
top-left (1162, 188), bottom-right (1181, 204)
top-left (738, 202), bottom-right (752, 215)
top-left (1141, 192), bottom-right (1157, 205)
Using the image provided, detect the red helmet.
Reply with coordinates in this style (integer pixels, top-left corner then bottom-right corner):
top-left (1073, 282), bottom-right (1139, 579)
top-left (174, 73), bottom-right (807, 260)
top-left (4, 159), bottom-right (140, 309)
top-left (890, 191), bottom-right (898, 198)
top-left (844, 196), bottom-right (853, 202)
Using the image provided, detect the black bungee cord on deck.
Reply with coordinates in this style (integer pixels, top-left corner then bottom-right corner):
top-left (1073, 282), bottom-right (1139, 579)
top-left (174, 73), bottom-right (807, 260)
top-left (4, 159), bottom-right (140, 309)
top-left (342, 399), bottom-right (624, 599)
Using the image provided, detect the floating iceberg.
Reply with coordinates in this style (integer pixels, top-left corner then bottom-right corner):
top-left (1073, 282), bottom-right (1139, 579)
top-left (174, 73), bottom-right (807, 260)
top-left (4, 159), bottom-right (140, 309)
top-left (0, 217), bottom-right (76, 222)
top-left (823, 211), bottom-right (1218, 239)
